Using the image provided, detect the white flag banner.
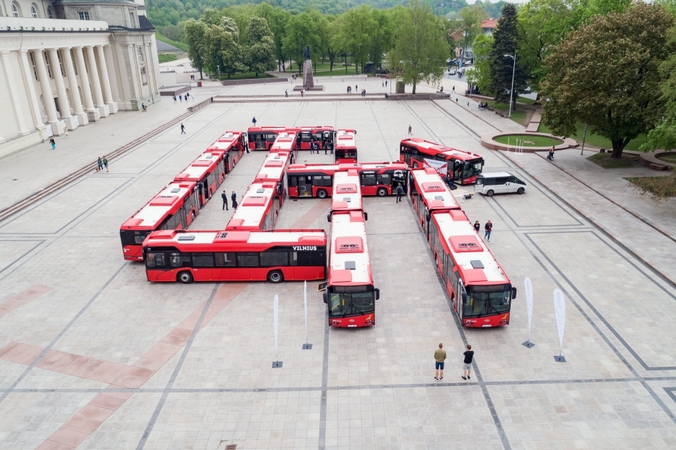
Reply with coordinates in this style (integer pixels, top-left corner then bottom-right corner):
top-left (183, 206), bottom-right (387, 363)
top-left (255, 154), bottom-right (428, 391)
top-left (273, 294), bottom-right (279, 359)
top-left (553, 289), bottom-right (566, 353)
top-left (423, 158), bottom-right (448, 176)
top-left (524, 277), bottom-right (533, 342)
top-left (303, 281), bottom-right (308, 344)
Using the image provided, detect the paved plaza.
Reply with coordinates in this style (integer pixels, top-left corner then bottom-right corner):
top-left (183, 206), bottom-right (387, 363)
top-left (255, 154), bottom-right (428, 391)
top-left (0, 72), bottom-right (676, 450)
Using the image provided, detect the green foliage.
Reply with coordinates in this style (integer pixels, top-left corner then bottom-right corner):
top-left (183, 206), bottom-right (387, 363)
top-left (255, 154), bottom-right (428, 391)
top-left (158, 53), bottom-right (178, 63)
top-left (469, 33), bottom-right (493, 95)
top-left (489, 4), bottom-right (527, 105)
top-left (389, 0), bottom-right (448, 94)
top-left (627, 175), bottom-right (676, 200)
top-left (456, 5), bottom-right (487, 56)
top-left (245, 16), bottom-right (276, 75)
top-left (183, 20), bottom-right (207, 77)
top-left (155, 31), bottom-right (189, 52)
top-left (283, 13), bottom-right (321, 72)
top-left (540, 3), bottom-right (675, 158)
top-left (643, 26), bottom-right (676, 151)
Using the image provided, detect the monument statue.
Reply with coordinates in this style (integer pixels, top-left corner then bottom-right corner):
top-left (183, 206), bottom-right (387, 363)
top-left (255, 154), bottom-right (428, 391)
top-left (303, 45), bottom-right (311, 60)
top-left (294, 45), bottom-right (323, 91)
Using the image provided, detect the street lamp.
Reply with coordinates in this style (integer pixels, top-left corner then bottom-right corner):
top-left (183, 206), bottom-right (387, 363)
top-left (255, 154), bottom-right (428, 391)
top-left (503, 53), bottom-right (516, 118)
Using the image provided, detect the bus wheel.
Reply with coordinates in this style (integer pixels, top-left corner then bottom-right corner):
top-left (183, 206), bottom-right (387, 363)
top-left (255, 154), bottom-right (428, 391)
top-left (486, 190), bottom-right (494, 197)
top-left (317, 189), bottom-right (328, 199)
top-left (517, 187), bottom-right (525, 194)
top-left (267, 270), bottom-right (284, 283)
top-left (377, 188), bottom-right (388, 197)
top-left (177, 271), bottom-right (194, 284)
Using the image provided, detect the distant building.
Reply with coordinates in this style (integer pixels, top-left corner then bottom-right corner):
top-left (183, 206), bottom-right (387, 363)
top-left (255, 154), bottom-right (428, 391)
top-left (0, 0), bottom-right (160, 155)
top-left (481, 19), bottom-right (498, 36)
top-left (450, 19), bottom-right (498, 60)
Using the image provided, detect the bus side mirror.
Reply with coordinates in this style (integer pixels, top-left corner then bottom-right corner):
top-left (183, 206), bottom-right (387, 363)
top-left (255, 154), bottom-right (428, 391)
top-left (375, 288), bottom-right (380, 300)
top-left (512, 287), bottom-right (517, 299)
top-left (327, 213), bottom-right (332, 223)
top-left (364, 212), bottom-right (368, 221)
top-left (323, 291), bottom-right (328, 304)
top-left (462, 293), bottom-right (469, 304)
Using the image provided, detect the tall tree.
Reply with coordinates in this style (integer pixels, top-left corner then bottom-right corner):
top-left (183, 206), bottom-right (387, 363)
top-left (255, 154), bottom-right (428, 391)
top-left (335, 6), bottom-right (375, 74)
top-left (467, 33), bottom-right (493, 95)
top-left (540, 3), bottom-right (675, 158)
top-left (282, 13), bottom-right (320, 72)
top-left (245, 16), bottom-right (276, 77)
top-left (256, 4), bottom-right (290, 71)
top-left (204, 22), bottom-right (242, 79)
top-left (184, 19), bottom-right (207, 79)
top-left (457, 5), bottom-right (487, 59)
top-left (368, 9), bottom-right (394, 67)
top-left (389, 0), bottom-right (448, 94)
top-left (489, 4), bottom-right (527, 106)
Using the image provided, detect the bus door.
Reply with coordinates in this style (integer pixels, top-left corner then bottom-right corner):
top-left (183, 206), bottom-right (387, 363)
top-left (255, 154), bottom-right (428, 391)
top-left (224, 153), bottom-right (232, 173)
top-left (192, 186), bottom-right (201, 216)
top-left (297, 176), bottom-right (312, 197)
top-left (455, 278), bottom-right (467, 319)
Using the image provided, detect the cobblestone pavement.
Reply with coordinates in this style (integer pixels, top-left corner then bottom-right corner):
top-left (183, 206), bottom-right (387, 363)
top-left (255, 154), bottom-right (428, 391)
top-left (0, 89), bottom-right (675, 450)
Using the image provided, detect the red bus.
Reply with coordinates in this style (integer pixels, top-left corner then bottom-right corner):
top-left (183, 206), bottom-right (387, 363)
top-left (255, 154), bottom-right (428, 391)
top-left (205, 131), bottom-right (246, 174)
top-left (287, 162), bottom-right (407, 199)
top-left (428, 209), bottom-right (516, 327)
top-left (323, 209), bottom-right (379, 327)
top-left (173, 150), bottom-right (226, 206)
top-left (409, 167), bottom-right (461, 240)
top-left (254, 150), bottom-right (293, 209)
top-left (329, 170), bottom-right (363, 220)
top-left (120, 181), bottom-right (200, 261)
top-left (269, 131), bottom-right (298, 161)
top-left (334, 129), bottom-right (358, 163)
top-left (226, 182), bottom-right (280, 231)
top-left (296, 126), bottom-right (334, 151)
top-left (143, 229), bottom-right (327, 283)
top-left (247, 126), bottom-right (291, 151)
top-left (399, 138), bottom-right (484, 185)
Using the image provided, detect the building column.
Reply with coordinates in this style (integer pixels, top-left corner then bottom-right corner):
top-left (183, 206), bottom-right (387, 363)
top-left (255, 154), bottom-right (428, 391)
top-left (73, 46), bottom-right (99, 122)
top-left (96, 45), bottom-right (117, 113)
top-left (47, 48), bottom-right (77, 131)
top-left (62, 47), bottom-right (88, 126)
top-left (18, 50), bottom-right (48, 138)
top-left (85, 45), bottom-right (108, 117)
top-left (103, 44), bottom-right (121, 104)
top-left (1, 50), bottom-right (30, 136)
top-left (33, 49), bottom-right (64, 136)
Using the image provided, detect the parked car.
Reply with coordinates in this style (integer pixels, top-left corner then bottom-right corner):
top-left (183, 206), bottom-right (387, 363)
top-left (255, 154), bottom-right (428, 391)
top-left (475, 172), bottom-right (527, 196)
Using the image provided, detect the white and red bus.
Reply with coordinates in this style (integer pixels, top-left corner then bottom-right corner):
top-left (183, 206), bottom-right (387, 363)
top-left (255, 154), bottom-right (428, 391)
top-left (247, 126), bottom-right (292, 151)
top-left (287, 162), bottom-right (407, 199)
top-left (173, 150), bottom-right (226, 206)
top-left (428, 209), bottom-right (516, 327)
top-left (324, 209), bottom-right (379, 327)
top-left (269, 131), bottom-right (298, 161)
top-left (296, 126), bottom-right (334, 151)
top-left (205, 131), bottom-right (246, 174)
top-left (143, 229), bottom-right (327, 283)
top-left (400, 138), bottom-right (484, 185)
top-left (334, 129), bottom-right (358, 163)
top-left (409, 168), bottom-right (461, 240)
top-left (254, 151), bottom-right (292, 209)
top-left (329, 170), bottom-right (363, 219)
top-left (225, 182), bottom-right (280, 231)
top-left (120, 181), bottom-right (200, 261)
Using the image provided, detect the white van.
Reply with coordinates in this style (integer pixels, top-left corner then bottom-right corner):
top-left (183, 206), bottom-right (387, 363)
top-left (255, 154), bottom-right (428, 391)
top-left (475, 172), bottom-right (527, 196)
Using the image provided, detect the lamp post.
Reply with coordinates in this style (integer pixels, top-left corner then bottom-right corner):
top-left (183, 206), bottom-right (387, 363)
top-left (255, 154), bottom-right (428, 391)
top-left (504, 53), bottom-right (516, 118)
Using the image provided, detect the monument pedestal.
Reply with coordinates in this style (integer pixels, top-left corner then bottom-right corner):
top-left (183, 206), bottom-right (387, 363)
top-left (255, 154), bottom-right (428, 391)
top-left (294, 59), bottom-right (324, 91)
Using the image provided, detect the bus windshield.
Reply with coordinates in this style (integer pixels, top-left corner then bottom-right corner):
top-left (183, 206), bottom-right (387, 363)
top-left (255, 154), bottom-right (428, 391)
top-left (463, 160), bottom-right (483, 180)
top-left (328, 288), bottom-right (375, 318)
top-left (463, 284), bottom-right (511, 318)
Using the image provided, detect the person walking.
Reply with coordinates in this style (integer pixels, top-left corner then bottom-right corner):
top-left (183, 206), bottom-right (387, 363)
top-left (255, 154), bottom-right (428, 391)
top-left (434, 343), bottom-right (447, 381)
top-left (141, 102), bottom-right (146, 112)
top-left (462, 344), bottom-right (474, 380)
top-left (173, 96), bottom-right (177, 102)
top-left (103, 156), bottom-right (109, 172)
top-left (252, 116), bottom-right (257, 126)
top-left (547, 146), bottom-right (555, 161)
top-left (221, 190), bottom-right (229, 210)
top-left (473, 220), bottom-right (480, 232)
top-left (285, 89), bottom-right (288, 98)
top-left (395, 184), bottom-right (404, 203)
top-left (97, 156), bottom-right (103, 172)
top-left (408, 125), bottom-right (412, 136)
top-left (484, 220), bottom-right (492, 242)
top-left (179, 94), bottom-right (183, 102)
top-left (232, 196), bottom-right (238, 211)
top-left (49, 137), bottom-right (56, 150)
top-left (231, 190), bottom-right (237, 206)
top-left (180, 123), bottom-right (186, 134)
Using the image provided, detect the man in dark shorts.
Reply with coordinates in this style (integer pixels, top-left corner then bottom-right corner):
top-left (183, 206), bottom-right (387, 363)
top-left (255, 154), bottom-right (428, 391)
top-left (434, 343), bottom-right (447, 381)
top-left (462, 344), bottom-right (474, 380)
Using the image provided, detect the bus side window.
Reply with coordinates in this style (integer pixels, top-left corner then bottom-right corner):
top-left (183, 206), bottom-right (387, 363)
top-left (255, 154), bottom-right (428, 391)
top-left (192, 253), bottom-right (215, 267)
top-left (361, 173), bottom-right (376, 186)
top-left (289, 176), bottom-right (297, 187)
top-left (147, 252), bottom-right (167, 268)
top-left (215, 252), bottom-right (236, 267)
top-left (237, 253), bottom-right (259, 267)
top-left (297, 249), bottom-right (324, 266)
top-left (377, 174), bottom-right (391, 185)
top-left (261, 251), bottom-right (288, 267)
top-left (170, 252), bottom-right (191, 268)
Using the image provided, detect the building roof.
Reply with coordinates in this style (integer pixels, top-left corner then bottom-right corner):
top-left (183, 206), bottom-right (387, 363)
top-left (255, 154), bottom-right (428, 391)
top-left (482, 19), bottom-right (498, 30)
top-left (139, 15), bottom-right (154, 30)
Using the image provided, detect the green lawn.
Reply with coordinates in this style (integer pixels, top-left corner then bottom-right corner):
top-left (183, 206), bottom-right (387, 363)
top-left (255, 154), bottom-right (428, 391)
top-left (155, 32), bottom-right (188, 52)
top-left (494, 134), bottom-right (562, 147)
top-left (626, 175), bottom-right (676, 198)
top-left (537, 123), bottom-right (649, 151)
top-left (482, 100), bottom-right (529, 126)
top-left (158, 54), bottom-right (177, 64)
top-left (587, 152), bottom-right (638, 168)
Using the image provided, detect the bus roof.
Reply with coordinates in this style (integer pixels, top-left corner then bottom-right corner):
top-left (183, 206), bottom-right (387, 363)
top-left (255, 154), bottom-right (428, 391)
top-left (335, 129), bottom-right (356, 149)
top-left (331, 170), bottom-right (362, 212)
top-left (207, 131), bottom-right (243, 150)
top-left (401, 138), bottom-right (482, 161)
top-left (255, 151), bottom-right (291, 182)
top-left (122, 181), bottom-right (197, 230)
top-left (225, 182), bottom-right (275, 230)
top-left (144, 228), bottom-right (326, 247)
top-left (329, 211), bottom-right (373, 286)
top-left (174, 151), bottom-right (221, 182)
top-left (247, 126), bottom-right (288, 134)
top-left (270, 132), bottom-right (297, 153)
top-left (431, 210), bottom-right (509, 286)
top-left (410, 168), bottom-right (460, 211)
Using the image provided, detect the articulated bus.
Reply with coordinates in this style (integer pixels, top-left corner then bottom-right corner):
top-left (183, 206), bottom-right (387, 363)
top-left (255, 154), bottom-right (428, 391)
top-left (120, 181), bottom-right (200, 261)
top-left (324, 210), bottom-right (379, 327)
top-left (428, 209), bottom-right (515, 327)
top-left (143, 229), bottom-right (327, 283)
top-left (400, 138), bottom-right (484, 185)
top-left (269, 132), bottom-right (298, 161)
top-left (409, 167), bottom-right (461, 239)
top-left (287, 162), bottom-right (408, 199)
top-left (254, 151), bottom-right (292, 208)
top-left (226, 182), bottom-right (280, 231)
top-left (174, 150), bottom-right (226, 206)
top-left (334, 129), bottom-right (358, 163)
top-left (296, 126), bottom-right (334, 151)
top-left (205, 131), bottom-right (246, 174)
top-left (329, 170), bottom-right (363, 220)
top-left (247, 126), bottom-right (291, 151)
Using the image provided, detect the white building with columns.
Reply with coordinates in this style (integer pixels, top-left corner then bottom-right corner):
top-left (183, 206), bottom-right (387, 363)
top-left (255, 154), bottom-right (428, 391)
top-left (0, 0), bottom-right (160, 155)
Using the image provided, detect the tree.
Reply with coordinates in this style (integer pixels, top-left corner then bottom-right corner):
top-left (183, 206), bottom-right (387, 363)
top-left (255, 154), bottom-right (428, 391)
top-left (256, 4), bottom-right (290, 71)
top-left (283, 13), bottom-right (320, 72)
top-left (643, 27), bottom-right (676, 152)
top-left (245, 16), bottom-right (276, 76)
top-left (389, 0), bottom-right (448, 94)
top-left (184, 19), bottom-right (207, 79)
top-left (335, 6), bottom-right (375, 74)
top-left (489, 4), bottom-right (528, 106)
top-left (204, 23), bottom-right (242, 79)
top-left (368, 9), bottom-right (394, 67)
top-left (457, 5), bottom-right (487, 59)
top-left (540, 3), bottom-right (675, 159)
top-left (470, 33), bottom-right (493, 95)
